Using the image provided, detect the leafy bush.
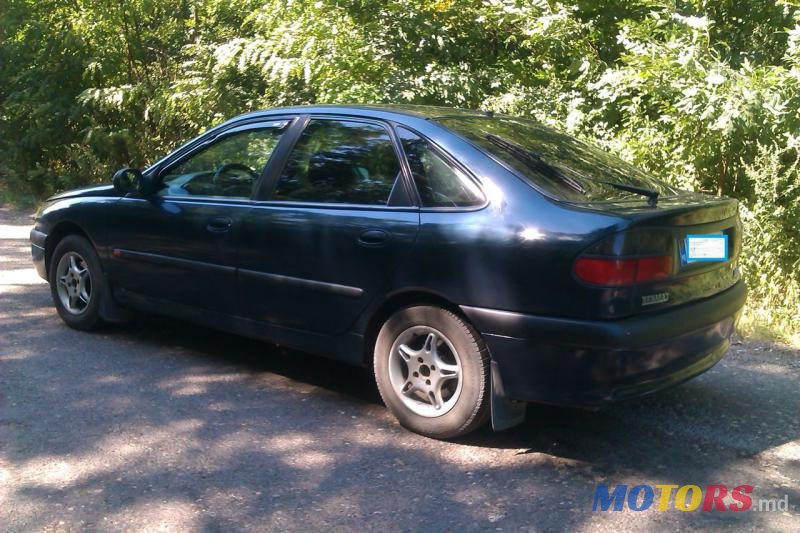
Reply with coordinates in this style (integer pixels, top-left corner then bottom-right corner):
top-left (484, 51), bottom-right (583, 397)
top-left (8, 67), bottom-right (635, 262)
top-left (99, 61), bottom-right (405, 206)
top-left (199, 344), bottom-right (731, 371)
top-left (1, 0), bottom-right (798, 340)
top-left (739, 144), bottom-right (800, 344)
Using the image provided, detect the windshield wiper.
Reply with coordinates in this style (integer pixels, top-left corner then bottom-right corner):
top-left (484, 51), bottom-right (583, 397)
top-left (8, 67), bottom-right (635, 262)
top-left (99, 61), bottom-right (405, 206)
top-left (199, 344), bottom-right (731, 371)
top-left (599, 181), bottom-right (659, 207)
top-left (485, 134), bottom-right (585, 194)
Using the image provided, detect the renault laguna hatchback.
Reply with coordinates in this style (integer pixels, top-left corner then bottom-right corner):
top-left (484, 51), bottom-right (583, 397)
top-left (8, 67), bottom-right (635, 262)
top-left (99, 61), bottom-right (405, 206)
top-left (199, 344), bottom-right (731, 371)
top-left (30, 105), bottom-right (745, 438)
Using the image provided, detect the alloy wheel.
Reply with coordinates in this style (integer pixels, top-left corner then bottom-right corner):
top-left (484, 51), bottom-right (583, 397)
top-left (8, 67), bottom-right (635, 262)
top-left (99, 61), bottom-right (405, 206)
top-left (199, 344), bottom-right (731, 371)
top-left (388, 325), bottom-right (463, 417)
top-left (55, 252), bottom-right (92, 314)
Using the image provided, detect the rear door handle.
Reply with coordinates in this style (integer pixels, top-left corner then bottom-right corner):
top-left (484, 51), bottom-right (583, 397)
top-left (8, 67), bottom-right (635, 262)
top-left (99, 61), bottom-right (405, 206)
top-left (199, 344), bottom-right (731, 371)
top-left (206, 216), bottom-right (233, 233)
top-left (358, 229), bottom-right (388, 246)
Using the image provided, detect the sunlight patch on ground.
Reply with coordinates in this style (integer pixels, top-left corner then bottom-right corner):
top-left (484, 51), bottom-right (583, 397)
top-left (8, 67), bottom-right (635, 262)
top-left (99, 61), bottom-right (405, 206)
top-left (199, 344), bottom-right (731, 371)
top-left (0, 223), bottom-right (31, 240)
top-left (0, 347), bottom-right (37, 361)
top-left (171, 383), bottom-right (211, 396)
top-left (104, 500), bottom-right (201, 531)
top-left (95, 374), bottom-right (126, 384)
top-left (741, 361), bottom-right (800, 375)
top-left (0, 268), bottom-right (46, 291)
top-left (769, 441), bottom-right (800, 462)
top-left (24, 460), bottom-right (79, 488)
top-left (14, 419), bottom-right (205, 490)
top-left (258, 432), bottom-right (341, 470)
top-left (291, 450), bottom-right (336, 469)
top-left (263, 432), bottom-right (316, 452)
top-left (158, 372), bottom-right (257, 396)
top-left (0, 222), bottom-right (44, 293)
top-left (0, 307), bottom-right (50, 320)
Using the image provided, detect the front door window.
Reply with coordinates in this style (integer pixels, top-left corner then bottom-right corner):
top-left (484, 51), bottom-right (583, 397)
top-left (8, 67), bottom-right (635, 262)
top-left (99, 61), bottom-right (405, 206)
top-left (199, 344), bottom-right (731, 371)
top-left (160, 122), bottom-right (288, 198)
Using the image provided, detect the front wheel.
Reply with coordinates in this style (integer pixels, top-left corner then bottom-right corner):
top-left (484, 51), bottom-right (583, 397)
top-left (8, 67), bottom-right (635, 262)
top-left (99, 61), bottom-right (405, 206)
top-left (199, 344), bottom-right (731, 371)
top-left (373, 306), bottom-right (490, 439)
top-left (49, 235), bottom-right (105, 330)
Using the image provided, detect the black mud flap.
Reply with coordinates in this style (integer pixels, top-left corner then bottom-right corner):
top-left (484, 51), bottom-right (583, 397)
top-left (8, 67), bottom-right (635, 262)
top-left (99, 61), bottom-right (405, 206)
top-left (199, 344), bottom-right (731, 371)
top-left (490, 360), bottom-right (526, 431)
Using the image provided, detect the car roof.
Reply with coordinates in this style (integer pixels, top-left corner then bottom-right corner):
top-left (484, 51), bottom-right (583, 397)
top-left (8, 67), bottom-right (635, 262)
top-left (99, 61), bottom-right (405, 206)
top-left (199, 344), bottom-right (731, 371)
top-left (232, 104), bottom-right (488, 124)
top-left (146, 105), bottom-right (488, 175)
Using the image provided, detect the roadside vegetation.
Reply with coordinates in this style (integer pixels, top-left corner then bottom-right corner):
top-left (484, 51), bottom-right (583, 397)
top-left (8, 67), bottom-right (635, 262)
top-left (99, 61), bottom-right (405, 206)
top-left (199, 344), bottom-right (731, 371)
top-left (1, 0), bottom-right (798, 343)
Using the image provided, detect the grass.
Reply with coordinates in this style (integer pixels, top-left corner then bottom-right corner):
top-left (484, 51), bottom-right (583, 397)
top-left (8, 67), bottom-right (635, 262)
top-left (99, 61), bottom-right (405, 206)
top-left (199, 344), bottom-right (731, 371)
top-left (739, 306), bottom-right (800, 349)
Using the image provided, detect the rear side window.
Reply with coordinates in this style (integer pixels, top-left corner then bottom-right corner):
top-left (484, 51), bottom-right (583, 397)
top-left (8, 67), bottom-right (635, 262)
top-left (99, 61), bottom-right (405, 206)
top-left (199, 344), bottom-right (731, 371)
top-left (272, 119), bottom-right (401, 205)
top-left (438, 116), bottom-right (680, 203)
top-left (396, 127), bottom-right (484, 208)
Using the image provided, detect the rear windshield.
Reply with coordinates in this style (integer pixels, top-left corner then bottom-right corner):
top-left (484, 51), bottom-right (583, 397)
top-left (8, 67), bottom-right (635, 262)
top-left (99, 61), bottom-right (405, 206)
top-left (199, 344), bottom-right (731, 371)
top-left (437, 116), bottom-right (680, 203)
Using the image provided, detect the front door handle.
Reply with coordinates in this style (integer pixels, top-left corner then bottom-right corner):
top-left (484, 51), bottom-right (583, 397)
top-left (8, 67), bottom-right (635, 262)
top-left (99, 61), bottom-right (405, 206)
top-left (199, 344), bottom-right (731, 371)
top-left (206, 216), bottom-right (233, 233)
top-left (358, 229), bottom-right (388, 246)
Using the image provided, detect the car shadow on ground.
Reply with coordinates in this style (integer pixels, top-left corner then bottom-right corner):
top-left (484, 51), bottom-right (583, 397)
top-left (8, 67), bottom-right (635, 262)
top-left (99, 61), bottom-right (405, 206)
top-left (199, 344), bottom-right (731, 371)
top-left (116, 311), bottom-right (800, 481)
top-left (117, 314), bottom-right (384, 405)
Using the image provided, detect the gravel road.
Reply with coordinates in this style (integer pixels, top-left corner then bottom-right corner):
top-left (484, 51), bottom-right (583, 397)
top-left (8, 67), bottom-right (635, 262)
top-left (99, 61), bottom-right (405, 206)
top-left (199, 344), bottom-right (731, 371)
top-left (1, 205), bottom-right (798, 531)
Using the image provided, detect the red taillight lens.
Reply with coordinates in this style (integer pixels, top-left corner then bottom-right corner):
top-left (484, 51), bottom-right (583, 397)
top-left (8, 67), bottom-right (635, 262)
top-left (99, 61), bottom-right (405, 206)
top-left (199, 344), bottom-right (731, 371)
top-left (634, 256), bottom-right (673, 283)
top-left (574, 258), bottom-right (637, 285)
top-left (574, 256), bottom-right (672, 286)
top-left (576, 229), bottom-right (676, 286)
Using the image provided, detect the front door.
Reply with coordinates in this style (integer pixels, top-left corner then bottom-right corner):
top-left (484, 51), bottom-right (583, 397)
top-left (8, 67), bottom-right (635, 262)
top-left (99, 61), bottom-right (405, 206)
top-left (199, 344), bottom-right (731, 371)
top-left (237, 117), bottom-right (419, 335)
top-left (107, 120), bottom-right (291, 314)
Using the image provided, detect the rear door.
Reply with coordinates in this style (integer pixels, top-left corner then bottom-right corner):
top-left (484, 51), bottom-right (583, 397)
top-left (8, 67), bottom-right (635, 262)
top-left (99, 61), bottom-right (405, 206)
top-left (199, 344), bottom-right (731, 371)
top-left (237, 116), bottom-right (419, 334)
top-left (107, 119), bottom-right (292, 313)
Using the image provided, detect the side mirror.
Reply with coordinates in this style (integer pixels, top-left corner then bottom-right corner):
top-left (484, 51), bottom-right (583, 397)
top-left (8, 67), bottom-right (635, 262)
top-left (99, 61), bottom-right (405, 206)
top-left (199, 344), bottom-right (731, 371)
top-left (113, 168), bottom-right (152, 194)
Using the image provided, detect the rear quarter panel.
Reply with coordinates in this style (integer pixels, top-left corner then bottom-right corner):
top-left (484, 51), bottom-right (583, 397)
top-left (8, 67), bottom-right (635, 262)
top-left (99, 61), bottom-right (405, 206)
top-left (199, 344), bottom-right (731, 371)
top-left (375, 120), bottom-right (630, 320)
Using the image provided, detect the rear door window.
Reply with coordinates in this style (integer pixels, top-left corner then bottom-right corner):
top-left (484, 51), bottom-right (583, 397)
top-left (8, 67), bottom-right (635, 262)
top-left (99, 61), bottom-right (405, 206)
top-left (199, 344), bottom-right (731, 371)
top-left (272, 119), bottom-right (402, 205)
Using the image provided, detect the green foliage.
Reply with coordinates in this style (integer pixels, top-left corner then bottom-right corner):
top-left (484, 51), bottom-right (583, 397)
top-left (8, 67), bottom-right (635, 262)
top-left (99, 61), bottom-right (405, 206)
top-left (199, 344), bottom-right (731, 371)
top-left (1, 0), bottom-right (798, 340)
top-left (739, 143), bottom-right (800, 344)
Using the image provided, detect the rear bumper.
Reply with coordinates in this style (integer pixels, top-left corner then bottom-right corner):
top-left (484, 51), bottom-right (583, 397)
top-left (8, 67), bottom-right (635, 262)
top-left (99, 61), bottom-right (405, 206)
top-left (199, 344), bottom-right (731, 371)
top-left (461, 281), bottom-right (746, 406)
top-left (30, 228), bottom-right (47, 280)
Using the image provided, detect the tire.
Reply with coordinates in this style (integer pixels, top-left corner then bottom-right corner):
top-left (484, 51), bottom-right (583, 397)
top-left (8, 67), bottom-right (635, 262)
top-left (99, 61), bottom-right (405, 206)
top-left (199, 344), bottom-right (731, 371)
top-left (373, 305), bottom-right (490, 439)
top-left (48, 235), bottom-right (105, 330)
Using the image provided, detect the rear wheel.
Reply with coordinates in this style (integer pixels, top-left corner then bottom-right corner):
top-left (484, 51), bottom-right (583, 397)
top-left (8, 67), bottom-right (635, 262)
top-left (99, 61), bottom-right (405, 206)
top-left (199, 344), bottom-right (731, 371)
top-left (49, 235), bottom-right (105, 330)
top-left (374, 305), bottom-right (490, 439)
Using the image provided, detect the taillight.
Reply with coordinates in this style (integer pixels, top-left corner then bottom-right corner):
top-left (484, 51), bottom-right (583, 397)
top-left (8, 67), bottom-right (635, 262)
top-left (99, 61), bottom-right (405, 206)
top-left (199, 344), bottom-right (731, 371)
top-left (574, 256), bottom-right (672, 285)
top-left (574, 230), bottom-right (675, 286)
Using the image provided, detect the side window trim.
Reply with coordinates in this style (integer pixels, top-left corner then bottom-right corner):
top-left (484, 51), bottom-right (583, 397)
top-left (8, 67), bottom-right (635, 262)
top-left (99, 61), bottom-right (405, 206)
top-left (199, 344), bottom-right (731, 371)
top-left (255, 115), bottom-right (416, 208)
top-left (388, 121), bottom-right (422, 208)
top-left (384, 120), bottom-right (419, 208)
top-left (155, 116), bottom-right (298, 201)
top-left (254, 115), bottom-right (311, 201)
top-left (393, 125), bottom-right (488, 212)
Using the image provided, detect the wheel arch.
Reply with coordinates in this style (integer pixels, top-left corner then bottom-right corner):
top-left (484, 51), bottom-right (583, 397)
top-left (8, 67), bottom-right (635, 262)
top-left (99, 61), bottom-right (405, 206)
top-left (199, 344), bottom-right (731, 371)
top-left (44, 221), bottom-right (93, 276)
top-left (360, 289), bottom-right (480, 366)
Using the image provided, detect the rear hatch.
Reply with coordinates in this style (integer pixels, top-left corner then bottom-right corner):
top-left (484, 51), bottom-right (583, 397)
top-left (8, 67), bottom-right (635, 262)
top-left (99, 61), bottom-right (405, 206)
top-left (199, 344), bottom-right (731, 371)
top-left (438, 114), bottom-right (742, 316)
top-left (574, 194), bottom-right (742, 314)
